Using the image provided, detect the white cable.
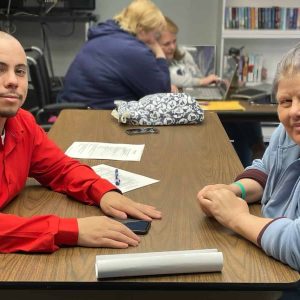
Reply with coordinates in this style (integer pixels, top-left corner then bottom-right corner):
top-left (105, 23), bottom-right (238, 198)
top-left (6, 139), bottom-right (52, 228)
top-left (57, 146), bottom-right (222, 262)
top-left (6, 0), bottom-right (12, 16)
top-left (45, 0), bottom-right (58, 15)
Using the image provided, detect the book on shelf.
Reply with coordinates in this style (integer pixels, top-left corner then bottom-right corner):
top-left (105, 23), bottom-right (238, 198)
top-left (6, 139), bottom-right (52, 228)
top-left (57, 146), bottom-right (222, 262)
top-left (224, 53), bottom-right (264, 84)
top-left (224, 6), bottom-right (300, 30)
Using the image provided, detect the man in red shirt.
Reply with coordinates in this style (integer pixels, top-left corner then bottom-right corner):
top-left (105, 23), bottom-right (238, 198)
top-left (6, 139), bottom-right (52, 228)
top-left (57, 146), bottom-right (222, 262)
top-left (0, 31), bottom-right (161, 253)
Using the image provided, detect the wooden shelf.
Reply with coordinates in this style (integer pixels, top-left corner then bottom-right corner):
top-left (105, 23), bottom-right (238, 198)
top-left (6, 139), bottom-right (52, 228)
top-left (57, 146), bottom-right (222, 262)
top-left (220, 0), bottom-right (300, 78)
top-left (0, 12), bottom-right (98, 23)
top-left (222, 29), bottom-right (300, 39)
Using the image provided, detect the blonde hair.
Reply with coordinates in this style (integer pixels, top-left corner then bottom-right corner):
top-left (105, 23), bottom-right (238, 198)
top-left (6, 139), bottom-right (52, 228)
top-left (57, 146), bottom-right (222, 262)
top-left (164, 16), bottom-right (184, 61)
top-left (114, 0), bottom-right (166, 35)
top-left (165, 16), bottom-right (179, 35)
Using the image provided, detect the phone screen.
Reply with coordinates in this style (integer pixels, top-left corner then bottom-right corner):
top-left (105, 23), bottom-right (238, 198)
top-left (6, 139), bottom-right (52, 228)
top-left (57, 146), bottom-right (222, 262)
top-left (117, 218), bottom-right (151, 235)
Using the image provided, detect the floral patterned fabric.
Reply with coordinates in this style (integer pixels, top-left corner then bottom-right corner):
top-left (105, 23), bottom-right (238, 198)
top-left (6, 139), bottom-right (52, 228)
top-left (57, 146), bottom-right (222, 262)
top-left (112, 93), bottom-right (204, 126)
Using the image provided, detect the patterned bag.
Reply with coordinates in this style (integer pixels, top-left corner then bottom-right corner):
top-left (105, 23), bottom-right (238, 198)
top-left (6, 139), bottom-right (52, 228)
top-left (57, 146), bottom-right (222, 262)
top-left (111, 93), bottom-right (204, 126)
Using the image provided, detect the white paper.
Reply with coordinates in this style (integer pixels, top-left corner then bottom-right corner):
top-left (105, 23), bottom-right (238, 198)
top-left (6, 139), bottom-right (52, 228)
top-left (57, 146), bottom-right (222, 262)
top-left (65, 142), bottom-right (144, 161)
top-left (92, 164), bottom-right (159, 193)
top-left (95, 249), bottom-right (223, 279)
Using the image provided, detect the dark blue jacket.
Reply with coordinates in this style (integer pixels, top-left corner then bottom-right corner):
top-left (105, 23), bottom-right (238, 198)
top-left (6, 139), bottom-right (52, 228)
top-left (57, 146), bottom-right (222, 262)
top-left (57, 20), bottom-right (171, 109)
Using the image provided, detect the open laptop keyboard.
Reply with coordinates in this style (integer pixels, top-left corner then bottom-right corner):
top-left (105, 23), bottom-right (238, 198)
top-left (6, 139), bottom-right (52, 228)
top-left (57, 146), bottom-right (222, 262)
top-left (197, 87), bottom-right (222, 98)
top-left (184, 87), bottom-right (223, 100)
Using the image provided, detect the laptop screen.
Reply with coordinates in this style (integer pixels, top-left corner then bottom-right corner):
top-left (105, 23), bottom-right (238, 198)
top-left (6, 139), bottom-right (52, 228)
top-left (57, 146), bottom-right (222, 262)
top-left (182, 45), bottom-right (216, 76)
top-left (219, 57), bottom-right (238, 99)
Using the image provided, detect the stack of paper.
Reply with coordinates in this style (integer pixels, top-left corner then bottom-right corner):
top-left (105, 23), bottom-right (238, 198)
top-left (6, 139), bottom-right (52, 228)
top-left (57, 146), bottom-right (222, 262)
top-left (95, 249), bottom-right (223, 279)
top-left (65, 142), bottom-right (144, 161)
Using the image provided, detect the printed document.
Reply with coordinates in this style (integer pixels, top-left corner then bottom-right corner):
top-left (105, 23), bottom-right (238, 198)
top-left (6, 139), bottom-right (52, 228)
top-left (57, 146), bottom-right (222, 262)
top-left (95, 249), bottom-right (223, 279)
top-left (92, 164), bottom-right (159, 193)
top-left (65, 142), bottom-right (144, 161)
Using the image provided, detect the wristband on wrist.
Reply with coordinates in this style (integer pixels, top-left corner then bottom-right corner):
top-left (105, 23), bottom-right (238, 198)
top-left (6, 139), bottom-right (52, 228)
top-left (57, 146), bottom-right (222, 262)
top-left (233, 181), bottom-right (246, 200)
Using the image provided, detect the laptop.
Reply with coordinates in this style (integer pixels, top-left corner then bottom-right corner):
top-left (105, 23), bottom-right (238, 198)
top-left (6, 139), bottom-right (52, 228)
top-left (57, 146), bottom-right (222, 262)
top-left (183, 56), bottom-right (238, 100)
top-left (230, 82), bottom-right (272, 102)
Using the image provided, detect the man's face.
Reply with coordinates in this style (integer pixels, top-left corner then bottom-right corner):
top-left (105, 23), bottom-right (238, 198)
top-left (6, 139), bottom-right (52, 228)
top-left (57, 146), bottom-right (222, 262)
top-left (0, 37), bottom-right (28, 119)
top-left (158, 30), bottom-right (177, 60)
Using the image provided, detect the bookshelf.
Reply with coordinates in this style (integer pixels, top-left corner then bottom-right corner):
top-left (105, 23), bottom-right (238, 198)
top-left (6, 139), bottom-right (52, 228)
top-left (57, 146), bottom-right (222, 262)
top-left (220, 0), bottom-right (300, 84)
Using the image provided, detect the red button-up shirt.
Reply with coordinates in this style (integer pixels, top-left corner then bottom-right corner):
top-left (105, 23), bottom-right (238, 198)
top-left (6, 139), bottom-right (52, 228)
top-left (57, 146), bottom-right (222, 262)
top-left (0, 109), bottom-right (117, 253)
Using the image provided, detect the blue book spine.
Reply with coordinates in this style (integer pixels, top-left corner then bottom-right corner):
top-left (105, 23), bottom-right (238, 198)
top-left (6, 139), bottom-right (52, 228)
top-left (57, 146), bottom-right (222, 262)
top-left (292, 7), bottom-right (298, 29)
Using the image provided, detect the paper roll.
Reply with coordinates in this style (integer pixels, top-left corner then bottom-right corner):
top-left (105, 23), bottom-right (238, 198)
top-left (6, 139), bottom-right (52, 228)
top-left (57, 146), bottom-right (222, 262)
top-left (95, 249), bottom-right (223, 279)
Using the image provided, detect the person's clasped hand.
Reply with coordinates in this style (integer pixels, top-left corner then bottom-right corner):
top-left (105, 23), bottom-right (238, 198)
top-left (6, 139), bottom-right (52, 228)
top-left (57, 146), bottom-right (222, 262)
top-left (197, 184), bottom-right (237, 216)
top-left (197, 188), bottom-right (249, 230)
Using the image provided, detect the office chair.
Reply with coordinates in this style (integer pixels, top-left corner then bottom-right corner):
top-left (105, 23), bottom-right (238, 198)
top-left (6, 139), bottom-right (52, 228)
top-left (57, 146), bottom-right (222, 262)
top-left (25, 46), bottom-right (88, 131)
top-left (25, 46), bottom-right (63, 103)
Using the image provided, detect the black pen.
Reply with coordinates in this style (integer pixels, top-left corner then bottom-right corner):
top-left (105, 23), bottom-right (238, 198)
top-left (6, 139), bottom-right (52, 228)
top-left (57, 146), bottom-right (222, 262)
top-left (115, 168), bottom-right (121, 186)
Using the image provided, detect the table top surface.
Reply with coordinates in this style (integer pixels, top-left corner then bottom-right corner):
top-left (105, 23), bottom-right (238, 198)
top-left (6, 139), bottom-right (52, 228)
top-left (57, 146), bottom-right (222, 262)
top-left (1, 109), bottom-right (298, 289)
top-left (212, 100), bottom-right (278, 122)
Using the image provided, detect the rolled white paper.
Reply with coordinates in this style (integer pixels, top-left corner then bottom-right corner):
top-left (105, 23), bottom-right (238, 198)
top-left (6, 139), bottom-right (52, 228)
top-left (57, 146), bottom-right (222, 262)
top-left (95, 249), bottom-right (223, 279)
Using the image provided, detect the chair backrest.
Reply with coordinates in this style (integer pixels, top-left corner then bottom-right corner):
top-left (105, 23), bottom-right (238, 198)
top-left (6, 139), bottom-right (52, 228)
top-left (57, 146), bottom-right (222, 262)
top-left (25, 46), bottom-right (88, 131)
top-left (25, 46), bottom-right (56, 108)
top-left (26, 52), bottom-right (48, 109)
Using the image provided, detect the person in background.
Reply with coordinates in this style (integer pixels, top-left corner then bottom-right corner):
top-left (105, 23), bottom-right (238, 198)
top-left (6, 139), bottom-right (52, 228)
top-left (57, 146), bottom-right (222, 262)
top-left (158, 16), bottom-right (265, 166)
top-left (57, 0), bottom-right (170, 109)
top-left (0, 31), bottom-right (161, 253)
top-left (157, 16), bottom-right (219, 89)
top-left (197, 44), bottom-right (300, 272)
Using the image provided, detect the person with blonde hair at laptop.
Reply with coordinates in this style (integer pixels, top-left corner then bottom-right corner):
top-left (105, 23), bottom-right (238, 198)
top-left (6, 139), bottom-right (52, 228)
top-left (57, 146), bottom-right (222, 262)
top-left (158, 16), bottom-right (265, 166)
top-left (158, 16), bottom-right (219, 89)
top-left (57, 0), bottom-right (170, 109)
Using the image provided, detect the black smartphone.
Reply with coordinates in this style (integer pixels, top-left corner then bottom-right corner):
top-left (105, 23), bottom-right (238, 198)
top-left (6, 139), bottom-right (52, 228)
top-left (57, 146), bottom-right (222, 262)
top-left (125, 127), bottom-right (159, 135)
top-left (117, 218), bottom-right (151, 235)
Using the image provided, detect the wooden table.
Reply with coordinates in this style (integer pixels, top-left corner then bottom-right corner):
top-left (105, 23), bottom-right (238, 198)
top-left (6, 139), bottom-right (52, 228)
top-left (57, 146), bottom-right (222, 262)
top-left (0, 110), bottom-right (298, 299)
top-left (216, 101), bottom-right (279, 122)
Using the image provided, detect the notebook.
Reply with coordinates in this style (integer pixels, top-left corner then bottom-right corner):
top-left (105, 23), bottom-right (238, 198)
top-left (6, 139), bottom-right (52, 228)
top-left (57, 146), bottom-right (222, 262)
top-left (183, 56), bottom-right (238, 100)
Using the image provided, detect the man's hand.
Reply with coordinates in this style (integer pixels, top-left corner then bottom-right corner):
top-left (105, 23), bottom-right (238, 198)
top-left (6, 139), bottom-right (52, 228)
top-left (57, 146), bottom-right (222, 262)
top-left (77, 216), bottom-right (140, 248)
top-left (100, 191), bottom-right (162, 221)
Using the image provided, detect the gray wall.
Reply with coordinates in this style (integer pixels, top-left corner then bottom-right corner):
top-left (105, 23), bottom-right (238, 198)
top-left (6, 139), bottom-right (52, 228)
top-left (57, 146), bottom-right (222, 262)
top-left (98, 0), bottom-right (222, 45)
top-left (2, 0), bottom-right (222, 76)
